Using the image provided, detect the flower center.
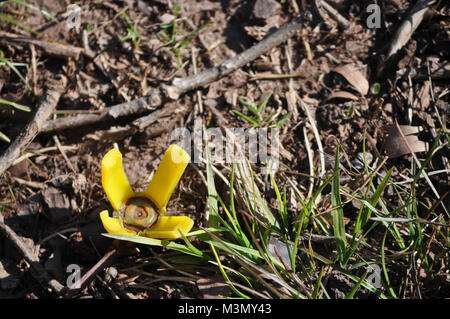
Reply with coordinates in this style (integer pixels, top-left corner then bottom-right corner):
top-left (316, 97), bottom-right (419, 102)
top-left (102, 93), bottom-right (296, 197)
top-left (121, 197), bottom-right (159, 231)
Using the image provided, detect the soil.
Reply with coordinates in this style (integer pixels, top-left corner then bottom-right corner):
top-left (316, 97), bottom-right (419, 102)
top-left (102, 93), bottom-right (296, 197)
top-left (0, 0), bottom-right (449, 299)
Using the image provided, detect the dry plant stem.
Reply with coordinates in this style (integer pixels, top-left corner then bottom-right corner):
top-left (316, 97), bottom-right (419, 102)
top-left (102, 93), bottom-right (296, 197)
top-left (303, 126), bottom-right (315, 199)
top-left (0, 213), bottom-right (65, 294)
top-left (249, 72), bottom-right (305, 82)
top-left (298, 97), bottom-right (325, 179)
top-left (12, 145), bottom-right (77, 166)
top-left (53, 135), bottom-right (76, 173)
top-left (377, 0), bottom-right (437, 76)
top-left (69, 249), bottom-right (117, 292)
top-left (0, 83), bottom-right (65, 175)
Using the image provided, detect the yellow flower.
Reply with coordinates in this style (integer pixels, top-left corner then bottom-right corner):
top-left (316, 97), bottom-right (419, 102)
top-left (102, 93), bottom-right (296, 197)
top-left (99, 144), bottom-right (194, 239)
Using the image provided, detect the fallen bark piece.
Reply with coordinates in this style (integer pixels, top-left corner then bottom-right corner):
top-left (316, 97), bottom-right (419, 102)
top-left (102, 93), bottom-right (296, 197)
top-left (332, 64), bottom-right (369, 96)
top-left (383, 125), bottom-right (428, 158)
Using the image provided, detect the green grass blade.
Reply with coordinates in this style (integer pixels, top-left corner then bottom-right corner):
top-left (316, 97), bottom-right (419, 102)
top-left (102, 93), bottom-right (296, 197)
top-left (381, 229), bottom-right (397, 298)
top-left (345, 272), bottom-right (368, 299)
top-left (270, 172), bottom-right (288, 232)
top-left (0, 131), bottom-right (11, 143)
top-left (206, 142), bottom-right (220, 228)
top-left (269, 111), bottom-right (292, 128)
top-left (311, 267), bottom-right (324, 299)
top-left (331, 146), bottom-right (347, 265)
top-left (238, 98), bottom-right (259, 116)
top-left (0, 57), bottom-right (31, 92)
top-left (209, 243), bottom-right (250, 298)
top-left (0, 98), bottom-right (31, 112)
top-left (232, 110), bottom-right (259, 126)
top-left (102, 233), bottom-right (210, 259)
top-left (12, 0), bottom-right (58, 23)
top-left (355, 167), bottom-right (394, 235)
top-left (257, 92), bottom-right (273, 113)
top-left (0, 13), bottom-right (42, 38)
top-left (178, 23), bottom-right (212, 49)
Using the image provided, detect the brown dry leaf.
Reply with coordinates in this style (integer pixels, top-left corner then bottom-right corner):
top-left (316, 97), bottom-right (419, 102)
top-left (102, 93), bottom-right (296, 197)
top-left (383, 125), bottom-right (428, 158)
top-left (326, 90), bottom-right (360, 102)
top-left (332, 64), bottom-right (369, 96)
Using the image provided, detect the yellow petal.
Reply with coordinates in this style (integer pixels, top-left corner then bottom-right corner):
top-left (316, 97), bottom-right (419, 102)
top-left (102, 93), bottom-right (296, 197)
top-left (144, 144), bottom-right (190, 212)
top-left (141, 216), bottom-right (194, 239)
top-left (102, 148), bottom-right (135, 211)
top-left (99, 210), bottom-right (136, 236)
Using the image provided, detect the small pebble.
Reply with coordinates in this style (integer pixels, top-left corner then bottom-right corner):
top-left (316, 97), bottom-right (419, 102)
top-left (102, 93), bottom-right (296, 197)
top-left (104, 267), bottom-right (118, 283)
top-left (352, 152), bottom-right (373, 169)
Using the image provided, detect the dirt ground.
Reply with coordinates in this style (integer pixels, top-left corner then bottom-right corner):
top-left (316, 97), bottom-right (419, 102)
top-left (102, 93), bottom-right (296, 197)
top-left (0, 0), bottom-right (449, 299)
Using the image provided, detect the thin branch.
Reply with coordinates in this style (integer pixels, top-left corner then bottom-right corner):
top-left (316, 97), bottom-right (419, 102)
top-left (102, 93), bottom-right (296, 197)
top-left (41, 93), bottom-right (162, 133)
top-left (68, 249), bottom-right (117, 292)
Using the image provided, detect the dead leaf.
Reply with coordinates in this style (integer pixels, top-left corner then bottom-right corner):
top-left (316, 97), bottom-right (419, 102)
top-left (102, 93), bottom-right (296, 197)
top-left (383, 125), bottom-right (428, 158)
top-left (332, 64), bottom-right (369, 96)
top-left (42, 186), bottom-right (72, 224)
top-left (326, 90), bottom-right (360, 102)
